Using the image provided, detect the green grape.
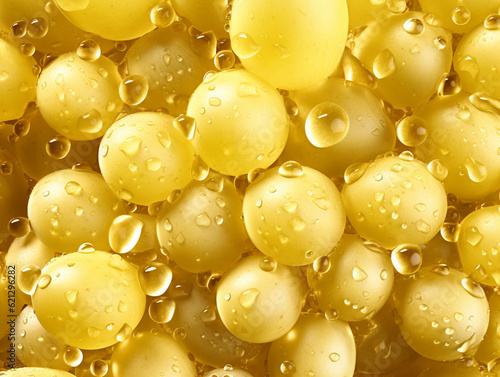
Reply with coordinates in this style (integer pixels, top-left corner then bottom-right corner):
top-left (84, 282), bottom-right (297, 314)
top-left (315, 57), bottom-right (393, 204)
top-left (419, 0), bottom-right (500, 34)
top-left (229, 0), bottom-right (348, 90)
top-left (31, 250), bottom-right (146, 350)
top-left (37, 53), bottom-right (123, 141)
top-left (110, 331), bottom-right (196, 377)
top-left (475, 293), bottom-right (500, 365)
top-left (186, 69), bottom-right (289, 176)
top-left (27, 168), bottom-right (125, 251)
top-left (2, 368), bottom-right (76, 377)
top-left (352, 11), bottom-right (453, 108)
top-left (346, 0), bottom-right (389, 29)
top-left (171, 0), bottom-right (227, 38)
top-left (414, 92), bottom-right (500, 201)
top-left (417, 362), bottom-right (487, 377)
top-left (308, 234), bottom-right (394, 322)
top-left (0, 38), bottom-right (37, 122)
top-left (454, 21), bottom-right (500, 100)
top-left (267, 313), bottom-right (356, 377)
top-left (243, 163), bottom-right (345, 266)
top-left (98, 112), bottom-right (194, 206)
top-left (124, 26), bottom-right (215, 116)
top-left (216, 254), bottom-right (303, 343)
top-left (157, 175), bottom-right (248, 273)
top-left (342, 154), bottom-right (448, 249)
top-left (393, 266), bottom-right (489, 361)
top-left (14, 110), bottom-right (100, 181)
top-left (456, 205), bottom-right (500, 286)
top-left (281, 77), bottom-right (396, 178)
top-left (164, 270), bottom-right (267, 369)
top-left (52, 0), bottom-right (158, 41)
top-left (15, 305), bottom-right (70, 370)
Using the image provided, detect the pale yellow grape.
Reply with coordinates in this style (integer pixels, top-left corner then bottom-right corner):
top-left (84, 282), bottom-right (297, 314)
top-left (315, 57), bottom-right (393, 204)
top-left (419, 0), bottom-right (500, 34)
top-left (281, 77), bottom-right (396, 178)
top-left (2, 368), bottom-right (76, 377)
top-left (454, 22), bottom-right (500, 100)
top-left (394, 266), bottom-right (489, 361)
top-left (456, 205), bottom-right (500, 286)
top-left (37, 53), bottom-right (123, 141)
top-left (0, 38), bottom-right (37, 122)
top-left (53, 0), bottom-right (158, 41)
top-left (187, 69), bottom-right (289, 176)
top-left (267, 313), bottom-right (356, 377)
top-left (99, 112), bottom-right (194, 206)
top-left (171, 0), bottom-right (226, 38)
top-left (229, 0), bottom-right (348, 90)
top-left (156, 175), bottom-right (248, 273)
top-left (31, 250), bottom-right (146, 350)
top-left (346, 0), bottom-right (389, 29)
top-left (216, 254), bottom-right (303, 343)
top-left (308, 234), bottom-right (394, 322)
top-left (203, 369), bottom-right (254, 377)
top-left (475, 293), bottom-right (500, 365)
top-left (110, 331), bottom-right (196, 377)
top-left (352, 11), bottom-right (453, 108)
top-left (124, 26), bottom-right (215, 116)
top-left (243, 164), bottom-right (345, 266)
top-left (342, 155), bottom-right (448, 249)
top-left (15, 306), bottom-right (70, 370)
top-left (27, 168), bottom-right (125, 252)
top-left (417, 362), bottom-right (486, 377)
top-left (414, 92), bottom-right (500, 201)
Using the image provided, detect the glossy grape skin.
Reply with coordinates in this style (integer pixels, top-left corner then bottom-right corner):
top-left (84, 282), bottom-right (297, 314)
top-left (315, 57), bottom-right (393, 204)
top-left (202, 369), bottom-right (254, 377)
top-left (475, 293), bottom-right (500, 365)
top-left (417, 362), bottom-right (486, 377)
top-left (230, 0), bottom-right (348, 90)
top-left (3, 368), bottom-right (76, 377)
top-left (171, 0), bottom-right (227, 38)
top-left (346, 0), bottom-right (389, 30)
top-left (31, 250), bottom-right (146, 350)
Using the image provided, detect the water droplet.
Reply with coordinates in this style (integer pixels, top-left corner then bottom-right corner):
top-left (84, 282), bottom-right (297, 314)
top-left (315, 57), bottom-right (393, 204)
top-left (119, 136), bottom-right (142, 156)
top-left (139, 262), bottom-right (173, 296)
top-left (90, 359), bottom-right (108, 377)
top-left (238, 288), bottom-right (260, 308)
top-left (77, 109), bottom-right (103, 133)
top-left (173, 327), bottom-right (186, 340)
top-left (461, 277), bottom-right (485, 298)
top-left (194, 212), bottom-right (211, 227)
top-left (441, 223), bottom-right (460, 242)
top-left (46, 135), bottom-right (71, 159)
top-left (173, 114), bottom-right (196, 140)
top-left (119, 75), bottom-right (149, 106)
top-left (205, 175), bottom-right (225, 192)
top-left (386, 0), bottom-right (406, 13)
top-left (427, 159), bottom-right (448, 181)
top-left (116, 323), bottom-right (132, 342)
top-left (373, 49), bottom-right (396, 79)
top-left (273, 44), bottom-right (290, 58)
top-left (37, 275), bottom-right (52, 289)
top-left (416, 220), bottom-right (431, 234)
top-left (344, 162), bottom-right (369, 184)
top-left (464, 157), bottom-right (487, 183)
top-left (65, 290), bottom-right (78, 304)
top-left (485, 14), bottom-right (500, 30)
top-left (7, 217), bottom-right (30, 238)
top-left (191, 154), bottom-right (210, 181)
top-left (305, 102), bottom-right (349, 148)
top-left (437, 71), bottom-right (461, 97)
top-left (64, 346), bottom-right (83, 367)
top-left (325, 308), bottom-right (339, 320)
top-left (352, 266), bottom-right (368, 281)
top-left (403, 18), bottom-right (424, 34)
top-left (18, 265), bottom-right (41, 295)
top-left (150, 1), bottom-right (176, 28)
top-left (201, 306), bottom-right (217, 322)
top-left (109, 215), bottom-right (144, 254)
top-left (465, 226), bottom-right (483, 246)
top-left (280, 361), bottom-right (296, 375)
top-left (313, 197), bottom-right (331, 211)
top-left (434, 36), bottom-right (448, 50)
top-left (313, 256), bottom-right (331, 274)
top-left (76, 39), bottom-right (101, 61)
top-left (149, 297), bottom-right (176, 323)
top-left (232, 32), bottom-right (261, 59)
top-left (191, 31), bottom-right (217, 59)
top-left (27, 16), bottom-right (48, 39)
top-left (11, 20), bottom-right (27, 38)
top-left (396, 116), bottom-right (428, 146)
top-left (259, 257), bottom-right (277, 272)
top-left (329, 353), bottom-right (340, 362)
top-left (391, 244), bottom-right (422, 275)
top-left (78, 243), bottom-right (95, 253)
top-left (215, 50), bottom-right (236, 70)
top-left (452, 6), bottom-right (471, 25)
top-left (380, 270), bottom-right (389, 280)
top-left (236, 81), bottom-right (258, 97)
top-left (458, 333), bottom-right (476, 353)
top-left (469, 92), bottom-right (500, 116)
top-left (279, 161), bottom-right (303, 178)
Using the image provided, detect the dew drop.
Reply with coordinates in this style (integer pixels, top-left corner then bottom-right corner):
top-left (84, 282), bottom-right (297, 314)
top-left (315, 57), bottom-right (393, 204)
top-left (403, 18), bottom-right (424, 34)
top-left (215, 50), bottom-right (236, 70)
top-left (63, 346), bottom-right (83, 367)
top-left (119, 75), bottom-right (149, 106)
top-left (65, 290), bottom-right (78, 304)
top-left (238, 288), bottom-right (260, 308)
top-left (46, 135), bottom-right (71, 159)
top-left (280, 361), bottom-right (296, 375)
top-left (427, 159), bottom-right (448, 181)
top-left (352, 266), bottom-right (368, 281)
top-left (485, 14), bottom-right (500, 30)
top-left (232, 32), bottom-right (261, 59)
top-left (452, 6), bottom-right (471, 25)
top-left (139, 262), bottom-right (173, 296)
top-left (190, 31), bottom-right (217, 59)
top-left (18, 265), bottom-right (41, 295)
top-left (116, 323), bottom-right (132, 342)
top-left (396, 116), bottom-right (428, 146)
top-left (391, 244), bottom-right (422, 275)
top-left (259, 256), bottom-right (277, 272)
top-left (279, 161), bottom-right (303, 178)
top-left (173, 114), bottom-right (196, 140)
top-left (305, 102), bottom-right (349, 148)
top-left (77, 109), bottom-right (103, 133)
top-left (150, 1), bottom-right (176, 28)
top-left (76, 39), bottom-right (101, 61)
top-left (344, 162), bottom-right (369, 184)
top-left (373, 49), bottom-right (396, 79)
top-left (119, 136), bottom-right (142, 156)
top-left (313, 256), bottom-right (331, 274)
top-left (191, 154), bottom-right (210, 181)
top-left (329, 353), bottom-right (340, 362)
top-left (7, 217), bottom-right (30, 238)
top-left (56, 0), bottom-right (90, 11)
top-left (37, 275), bottom-right (52, 289)
top-left (194, 212), bottom-right (211, 227)
top-left (464, 157), bottom-right (487, 183)
top-left (149, 297), bottom-right (176, 323)
top-left (90, 359), bottom-right (108, 377)
top-left (461, 276), bottom-right (485, 298)
top-left (109, 215), bottom-right (144, 254)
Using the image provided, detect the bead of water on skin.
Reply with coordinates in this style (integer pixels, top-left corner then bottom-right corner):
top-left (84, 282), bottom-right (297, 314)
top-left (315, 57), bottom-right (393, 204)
top-left (427, 159), bottom-right (448, 181)
top-left (90, 359), bottom-right (108, 377)
top-left (150, 2), bottom-right (176, 28)
top-left (27, 17), bottom-right (49, 39)
top-left (278, 161), bottom-right (304, 178)
top-left (373, 49), bottom-right (396, 79)
top-left (396, 116), bottom-right (428, 147)
top-left (403, 18), bottom-right (424, 34)
top-left (215, 50), bottom-right (236, 70)
top-left (391, 244), bottom-right (422, 275)
top-left (77, 39), bottom-right (101, 61)
top-left (109, 215), bottom-right (144, 254)
top-left (119, 75), bottom-right (149, 106)
top-left (305, 102), bottom-right (350, 148)
top-left (173, 114), bottom-right (196, 140)
top-left (64, 346), bottom-right (83, 367)
top-left (18, 265), bottom-right (41, 295)
top-left (7, 217), bottom-right (30, 237)
top-left (231, 32), bottom-right (261, 59)
top-left (484, 14), bottom-right (500, 30)
top-left (13, 119), bottom-right (31, 137)
top-left (437, 71), bottom-right (461, 96)
top-left (190, 31), bottom-right (217, 59)
top-left (149, 297), bottom-right (176, 323)
top-left (452, 6), bottom-right (471, 25)
top-left (138, 262), bottom-right (173, 296)
top-left (46, 135), bottom-right (71, 159)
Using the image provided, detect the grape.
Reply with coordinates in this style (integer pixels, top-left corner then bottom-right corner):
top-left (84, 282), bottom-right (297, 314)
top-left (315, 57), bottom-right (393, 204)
top-left (27, 168), bottom-right (125, 251)
top-left (203, 368), bottom-right (254, 377)
top-left (475, 292), bottom-right (500, 365)
top-left (216, 254), bottom-right (303, 343)
top-left (98, 112), bottom-right (194, 206)
top-left (346, 0), bottom-right (389, 29)
top-left (186, 69), bottom-right (289, 176)
top-left (2, 368), bottom-right (76, 377)
top-left (37, 53), bottom-right (123, 141)
top-left (417, 362), bottom-right (486, 377)
top-left (171, 0), bottom-right (227, 38)
top-left (230, 0), bottom-right (348, 90)
top-left (31, 250), bottom-right (146, 350)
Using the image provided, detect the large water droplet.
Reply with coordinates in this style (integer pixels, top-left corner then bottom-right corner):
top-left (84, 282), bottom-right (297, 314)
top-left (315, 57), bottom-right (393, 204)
top-left (238, 288), bottom-right (260, 308)
top-left (63, 346), bottom-right (83, 367)
top-left (90, 359), bottom-right (108, 377)
top-left (116, 323), bottom-right (132, 342)
top-left (150, 1), bottom-right (175, 28)
top-left (396, 116), bottom-right (428, 147)
top-left (427, 159), bottom-right (448, 181)
top-left (464, 157), bottom-right (487, 183)
top-left (18, 265), bottom-right (41, 295)
top-left (403, 18), bottom-right (424, 34)
top-left (65, 290), bottom-right (79, 304)
top-left (139, 262), bottom-right (173, 296)
top-left (373, 49), bottom-right (396, 79)
top-left (344, 162), bottom-right (369, 184)
top-left (190, 31), bottom-right (217, 59)
top-left (77, 109), bottom-right (103, 133)
top-left (391, 244), bottom-right (422, 275)
top-left (109, 215), bottom-right (144, 254)
top-left (191, 154), bottom-right (210, 181)
top-left (173, 114), bottom-right (196, 140)
top-left (461, 276), bottom-right (485, 298)
top-left (452, 6), bottom-right (471, 25)
top-left (485, 14), bottom-right (500, 30)
top-left (55, 0), bottom-right (90, 11)
top-left (259, 257), bottom-right (277, 272)
top-left (313, 256), bottom-right (331, 274)
top-left (119, 75), bottom-right (149, 106)
top-left (149, 297), bottom-right (176, 323)
top-left (46, 135), bottom-right (71, 159)
top-left (279, 161), bottom-right (303, 178)
top-left (437, 72), bottom-right (461, 96)
top-left (305, 102), bottom-right (349, 148)
top-left (76, 39), bottom-right (101, 61)
top-left (8, 217), bottom-right (30, 238)
top-left (215, 50), bottom-right (236, 70)
top-left (232, 32), bottom-right (261, 59)
top-left (280, 361), bottom-right (296, 375)
top-left (119, 136), bottom-right (142, 156)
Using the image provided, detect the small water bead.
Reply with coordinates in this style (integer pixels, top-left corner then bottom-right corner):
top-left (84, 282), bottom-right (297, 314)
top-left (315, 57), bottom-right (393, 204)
top-left (452, 6), bottom-right (471, 26)
top-left (396, 115), bottom-right (428, 147)
top-left (77, 109), bottom-right (103, 133)
top-left (46, 135), bottom-right (71, 159)
top-left (76, 39), bottom-right (101, 61)
top-left (403, 18), bottom-right (424, 35)
top-left (469, 92), bottom-right (500, 116)
top-left (329, 353), bottom-right (341, 362)
top-left (259, 256), bottom-right (278, 272)
top-left (64, 346), bottom-right (83, 367)
top-left (150, 1), bottom-right (176, 28)
top-left (305, 102), bottom-right (350, 148)
top-left (149, 297), bottom-right (176, 323)
top-left (191, 154), bottom-right (210, 181)
top-left (280, 360), bottom-right (296, 375)
top-left (386, 0), bottom-right (407, 14)
top-left (464, 157), bottom-right (488, 183)
top-left (138, 262), bottom-right (173, 296)
top-left (173, 114), bottom-right (196, 140)
top-left (119, 75), bottom-right (149, 106)
top-left (441, 222), bottom-right (461, 242)
top-left (215, 50), bottom-right (236, 70)
top-left (109, 215), bottom-right (144, 254)
top-left (18, 265), bottom-right (42, 295)
top-left (344, 162), bottom-right (369, 184)
top-left (352, 266), bottom-right (368, 281)
top-left (372, 49), bottom-right (396, 79)
top-left (37, 275), bottom-right (52, 289)
top-left (119, 136), bottom-right (142, 156)
top-left (427, 159), bottom-right (449, 181)
top-left (232, 32), bottom-right (261, 59)
top-left (190, 31), bottom-right (217, 59)
top-left (90, 359), bottom-right (108, 377)
top-left (27, 17), bottom-right (49, 39)
top-left (13, 119), bottom-right (31, 137)
top-left (313, 256), bottom-right (331, 274)
top-left (20, 43), bottom-right (36, 56)
top-left (391, 244), bottom-right (422, 275)
top-left (437, 72), bottom-right (461, 96)
top-left (12, 20), bottom-right (27, 38)
top-left (485, 14), bottom-right (500, 30)
top-left (238, 288), bottom-right (260, 308)
top-left (325, 308), bottom-right (340, 321)
top-left (7, 217), bottom-right (30, 237)
top-left (278, 161), bottom-right (304, 178)
top-left (116, 323), bottom-right (132, 342)
top-left (461, 276), bottom-right (485, 298)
